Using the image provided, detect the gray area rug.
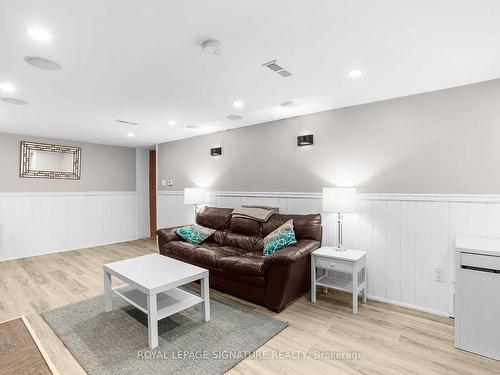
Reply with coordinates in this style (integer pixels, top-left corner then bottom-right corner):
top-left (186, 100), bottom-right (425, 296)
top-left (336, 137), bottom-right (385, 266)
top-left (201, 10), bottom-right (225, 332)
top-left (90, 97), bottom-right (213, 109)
top-left (42, 288), bottom-right (287, 375)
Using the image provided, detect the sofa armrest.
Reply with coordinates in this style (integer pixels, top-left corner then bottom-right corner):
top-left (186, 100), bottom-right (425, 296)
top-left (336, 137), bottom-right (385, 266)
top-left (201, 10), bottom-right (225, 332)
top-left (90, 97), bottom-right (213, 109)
top-left (157, 226), bottom-right (182, 243)
top-left (264, 240), bottom-right (320, 266)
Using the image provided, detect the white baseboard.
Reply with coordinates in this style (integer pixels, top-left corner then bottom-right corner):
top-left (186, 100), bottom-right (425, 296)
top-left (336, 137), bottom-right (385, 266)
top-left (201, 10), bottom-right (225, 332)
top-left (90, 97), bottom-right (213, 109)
top-left (367, 295), bottom-right (451, 318)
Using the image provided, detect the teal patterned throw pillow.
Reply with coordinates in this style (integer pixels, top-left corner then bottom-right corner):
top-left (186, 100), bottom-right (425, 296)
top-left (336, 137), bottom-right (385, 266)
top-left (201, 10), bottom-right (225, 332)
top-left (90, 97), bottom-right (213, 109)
top-left (263, 219), bottom-right (297, 256)
top-left (176, 224), bottom-right (215, 245)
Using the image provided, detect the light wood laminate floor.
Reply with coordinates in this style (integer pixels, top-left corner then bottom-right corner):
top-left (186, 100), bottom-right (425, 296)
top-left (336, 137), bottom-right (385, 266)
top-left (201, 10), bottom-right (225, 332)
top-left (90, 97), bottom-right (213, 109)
top-left (0, 239), bottom-right (498, 375)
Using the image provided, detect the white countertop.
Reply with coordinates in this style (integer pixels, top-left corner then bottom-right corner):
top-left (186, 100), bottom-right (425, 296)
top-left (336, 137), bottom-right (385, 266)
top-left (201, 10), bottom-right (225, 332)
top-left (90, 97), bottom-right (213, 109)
top-left (313, 247), bottom-right (367, 261)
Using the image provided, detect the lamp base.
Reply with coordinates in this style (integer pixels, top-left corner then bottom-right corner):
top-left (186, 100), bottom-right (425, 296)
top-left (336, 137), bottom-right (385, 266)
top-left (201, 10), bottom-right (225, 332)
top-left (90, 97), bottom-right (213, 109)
top-left (333, 245), bottom-right (347, 252)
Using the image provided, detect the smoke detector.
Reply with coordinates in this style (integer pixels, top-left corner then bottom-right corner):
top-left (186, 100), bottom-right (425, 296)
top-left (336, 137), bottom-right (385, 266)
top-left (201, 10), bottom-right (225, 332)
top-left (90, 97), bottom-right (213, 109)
top-left (202, 40), bottom-right (223, 56)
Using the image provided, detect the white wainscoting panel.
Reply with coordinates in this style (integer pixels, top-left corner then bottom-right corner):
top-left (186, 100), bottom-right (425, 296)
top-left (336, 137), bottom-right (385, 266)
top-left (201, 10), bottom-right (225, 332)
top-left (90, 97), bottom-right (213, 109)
top-left (0, 191), bottom-right (140, 261)
top-left (157, 191), bottom-right (500, 317)
top-left (157, 192), bottom-right (195, 229)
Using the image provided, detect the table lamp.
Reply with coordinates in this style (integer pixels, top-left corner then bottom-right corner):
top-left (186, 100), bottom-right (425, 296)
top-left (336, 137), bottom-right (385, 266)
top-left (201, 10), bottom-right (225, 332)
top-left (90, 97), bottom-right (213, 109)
top-left (322, 187), bottom-right (357, 251)
top-left (184, 187), bottom-right (208, 214)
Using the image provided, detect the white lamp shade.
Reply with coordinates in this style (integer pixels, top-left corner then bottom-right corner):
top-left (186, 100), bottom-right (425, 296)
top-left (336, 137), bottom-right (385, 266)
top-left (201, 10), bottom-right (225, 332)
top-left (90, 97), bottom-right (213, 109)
top-left (322, 187), bottom-right (357, 213)
top-left (184, 188), bottom-right (207, 205)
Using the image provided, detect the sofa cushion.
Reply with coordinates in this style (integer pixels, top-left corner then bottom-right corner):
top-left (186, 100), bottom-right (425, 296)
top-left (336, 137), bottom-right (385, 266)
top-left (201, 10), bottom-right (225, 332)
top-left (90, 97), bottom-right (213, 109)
top-left (191, 245), bottom-right (247, 268)
top-left (263, 239), bottom-right (320, 265)
top-left (217, 255), bottom-right (267, 276)
top-left (229, 216), bottom-right (261, 236)
top-left (163, 241), bottom-right (199, 262)
top-left (223, 232), bottom-right (260, 252)
top-left (197, 241), bottom-right (221, 249)
top-left (196, 206), bottom-right (233, 230)
top-left (175, 224), bottom-right (215, 245)
top-left (242, 250), bottom-right (264, 257)
top-left (212, 230), bottom-right (226, 245)
top-left (261, 213), bottom-right (322, 241)
top-left (263, 219), bottom-right (297, 256)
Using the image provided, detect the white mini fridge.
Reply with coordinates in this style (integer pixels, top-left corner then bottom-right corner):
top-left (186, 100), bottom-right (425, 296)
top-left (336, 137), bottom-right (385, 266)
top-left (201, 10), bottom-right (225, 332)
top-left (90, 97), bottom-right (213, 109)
top-left (455, 236), bottom-right (500, 361)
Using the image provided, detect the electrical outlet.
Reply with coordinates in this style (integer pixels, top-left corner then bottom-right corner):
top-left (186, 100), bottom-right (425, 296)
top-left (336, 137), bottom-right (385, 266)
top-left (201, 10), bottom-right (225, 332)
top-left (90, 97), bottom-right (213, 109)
top-left (434, 268), bottom-right (446, 282)
top-left (167, 179), bottom-right (173, 186)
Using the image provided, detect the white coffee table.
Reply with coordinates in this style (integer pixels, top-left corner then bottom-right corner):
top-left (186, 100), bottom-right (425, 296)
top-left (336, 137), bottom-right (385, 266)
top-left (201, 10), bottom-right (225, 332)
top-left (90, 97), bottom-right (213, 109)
top-left (103, 253), bottom-right (210, 348)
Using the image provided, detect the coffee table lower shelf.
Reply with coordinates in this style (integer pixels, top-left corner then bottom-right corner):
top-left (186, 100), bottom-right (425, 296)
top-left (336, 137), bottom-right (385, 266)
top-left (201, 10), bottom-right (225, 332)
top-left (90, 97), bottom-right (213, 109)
top-left (112, 285), bottom-right (204, 320)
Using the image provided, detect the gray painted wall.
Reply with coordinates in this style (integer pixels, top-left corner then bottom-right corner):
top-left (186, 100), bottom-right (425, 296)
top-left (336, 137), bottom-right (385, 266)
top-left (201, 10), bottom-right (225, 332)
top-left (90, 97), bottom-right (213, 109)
top-left (0, 133), bottom-right (136, 192)
top-left (158, 78), bottom-right (500, 194)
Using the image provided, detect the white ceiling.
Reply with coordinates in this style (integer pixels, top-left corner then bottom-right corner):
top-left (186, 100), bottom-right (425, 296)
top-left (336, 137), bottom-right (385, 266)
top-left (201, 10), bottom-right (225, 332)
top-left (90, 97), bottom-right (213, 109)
top-left (1, 0), bottom-right (500, 147)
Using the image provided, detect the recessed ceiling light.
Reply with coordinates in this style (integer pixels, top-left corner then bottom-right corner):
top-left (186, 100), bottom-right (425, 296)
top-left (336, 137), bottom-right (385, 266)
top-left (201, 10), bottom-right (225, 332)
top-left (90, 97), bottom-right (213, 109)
top-left (1, 97), bottom-right (29, 105)
top-left (127, 132), bottom-right (135, 137)
top-left (348, 68), bottom-right (363, 78)
top-left (226, 115), bottom-right (243, 120)
top-left (24, 56), bottom-right (62, 71)
top-left (26, 26), bottom-right (52, 42)
top-left (280, 100), bottom-right (300, 108)
top-left (0, 83), bottom-right (16, 93)
top-left (168, 120), bottom-right (176, 126)
top-left (233, 100), bottom-right (243, 109)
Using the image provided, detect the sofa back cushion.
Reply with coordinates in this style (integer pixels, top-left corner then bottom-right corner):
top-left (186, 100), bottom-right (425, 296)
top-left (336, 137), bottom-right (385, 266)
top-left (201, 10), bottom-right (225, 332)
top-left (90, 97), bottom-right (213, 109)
top-left (196, 206), bottom-right (233, 230)
top-left (229, 216), bottom-right (261, 236)
top-left (261, 213), bottom-right (322, 242)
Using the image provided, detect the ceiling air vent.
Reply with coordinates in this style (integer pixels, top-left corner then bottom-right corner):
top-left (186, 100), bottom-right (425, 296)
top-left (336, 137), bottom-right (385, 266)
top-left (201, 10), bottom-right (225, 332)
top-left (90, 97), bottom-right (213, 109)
top-left (264, 61), bottom-right (283, 71)
top-left (278, 70), bottom-right (292, 77)
top-left (116, 119), bottom-right (139, 126)
top-left (262, 60), bottom-right (293, 77)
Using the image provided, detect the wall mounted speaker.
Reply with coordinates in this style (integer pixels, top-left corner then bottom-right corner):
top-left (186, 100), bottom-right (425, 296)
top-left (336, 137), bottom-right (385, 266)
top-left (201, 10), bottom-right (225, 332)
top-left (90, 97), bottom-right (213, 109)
top-left (297, 134), bottom-right (313, 146)
top-left (210, 147), bottom-right (222, 156)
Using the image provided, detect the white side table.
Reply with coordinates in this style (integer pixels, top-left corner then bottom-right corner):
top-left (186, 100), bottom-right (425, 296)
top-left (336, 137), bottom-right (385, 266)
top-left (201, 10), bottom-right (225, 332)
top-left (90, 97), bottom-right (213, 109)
top-left (311, 247), bottom-right (367, 314)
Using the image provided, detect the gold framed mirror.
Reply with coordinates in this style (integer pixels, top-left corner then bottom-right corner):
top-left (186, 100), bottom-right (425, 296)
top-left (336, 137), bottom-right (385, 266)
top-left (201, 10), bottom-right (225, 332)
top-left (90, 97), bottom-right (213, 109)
top-left (19, 141), bottom-right (81, 180)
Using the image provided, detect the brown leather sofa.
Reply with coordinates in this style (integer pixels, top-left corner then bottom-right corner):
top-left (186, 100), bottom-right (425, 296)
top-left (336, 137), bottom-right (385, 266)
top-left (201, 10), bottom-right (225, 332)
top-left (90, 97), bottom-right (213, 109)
top-left (157, 206), bottom-right (322, 312)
